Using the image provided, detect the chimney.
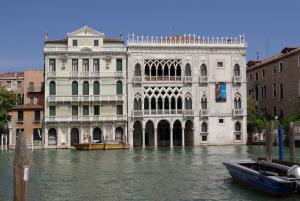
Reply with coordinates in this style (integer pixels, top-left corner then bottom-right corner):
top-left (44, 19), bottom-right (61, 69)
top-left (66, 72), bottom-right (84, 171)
top-left (45, 32), bottom-right (48, 41)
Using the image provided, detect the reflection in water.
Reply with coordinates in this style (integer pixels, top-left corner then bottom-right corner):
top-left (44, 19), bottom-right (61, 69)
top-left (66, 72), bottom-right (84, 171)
top-left (0, 146), bottom-right (300, 201)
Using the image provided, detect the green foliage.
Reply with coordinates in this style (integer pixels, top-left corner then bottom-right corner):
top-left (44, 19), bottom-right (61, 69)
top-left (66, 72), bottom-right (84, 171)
top-left (280, 113), bottom-right (300, 132)
top-left (247, 96), bottom-right (268, 134)
top-left (0, 86), bottom-right (16, 133)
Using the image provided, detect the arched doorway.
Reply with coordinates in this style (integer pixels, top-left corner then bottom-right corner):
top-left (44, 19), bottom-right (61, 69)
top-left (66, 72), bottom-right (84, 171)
top-left (48, 128), bottom-right (57, 145)
top-left (70, 128), bottom-right (80, 146)
top-left (115, 127), bottom-right (124, 142)
top-left (157, 120), bottom-right (170, 146)
top-left (133, 121), bottom-right (142, 147)
top-left (173, 120), bottom-right (182, 146)
top-left (93, 127), bottom-right (102, 143)
top-left (184, 120), bottom-right (193, 146)
top-left (145, 121), bottom-right (154, 146)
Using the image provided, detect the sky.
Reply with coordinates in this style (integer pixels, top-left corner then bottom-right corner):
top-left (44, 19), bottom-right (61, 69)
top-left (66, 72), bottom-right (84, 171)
top-left (0, 0), bottom-right (299, 72)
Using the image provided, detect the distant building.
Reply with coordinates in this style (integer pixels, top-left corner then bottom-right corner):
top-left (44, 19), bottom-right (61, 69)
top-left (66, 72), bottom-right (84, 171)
top-left (44, 26), bottom-right (127, 148)
top-left (8, 69), bottom-right (44, 149)
top-left (247, 46), bottom-right (300, 118)
top-left (127, 34), bottom-right (248, 146)
top-left (0, 72), bottom-right (24, 104)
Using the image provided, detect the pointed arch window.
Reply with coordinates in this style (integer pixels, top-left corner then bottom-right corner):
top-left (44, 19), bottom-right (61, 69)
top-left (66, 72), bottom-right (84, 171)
top-left (235, 122), bottom-right (241, 132)
top-left (134, 98), bottom-right (142, 110)
top-left (185, 97), bottom-right (192, 110)
top-left (185, 63), bottom-right (191, 76)
top-left (201, 122), bottom-right (208, 132)
top-left (234, 93), bottom-right (242, 109)
top-left (144, 97), bottom-right (149, 110)
top-left (49, 81), bottom-right (56, 95)
top-left (116, 81), bottom-right (122, 95)
top-left (93, 81), bottom-right (100, 95)
top-left (83, 81), bottom-right (89, 95)
top-left (234, 64), bottom-right (240, 76)
top-left (177, 97), bottom-right (182, 110)
top-left (72, 81), bottom-right (78, 95)
top-left (134, 63), bottom-right (141, 76)
top-left (201, 64), bottom-right (207, 76)
top-left (201, 96), bottom-right (207, 109)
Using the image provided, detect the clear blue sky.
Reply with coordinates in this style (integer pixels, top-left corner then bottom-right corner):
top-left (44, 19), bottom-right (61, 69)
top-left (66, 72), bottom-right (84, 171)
top-left (0, 0), bottom-right (299, 72)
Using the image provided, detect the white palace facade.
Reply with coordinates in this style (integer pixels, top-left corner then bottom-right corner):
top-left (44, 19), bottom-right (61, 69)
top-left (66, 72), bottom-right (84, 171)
top-left (44, 26), bottom-right (247, 148)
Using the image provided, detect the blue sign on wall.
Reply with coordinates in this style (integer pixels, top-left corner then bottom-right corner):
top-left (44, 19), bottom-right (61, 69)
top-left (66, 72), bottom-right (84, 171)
top-left (216, 82), bottom-right (226, 102)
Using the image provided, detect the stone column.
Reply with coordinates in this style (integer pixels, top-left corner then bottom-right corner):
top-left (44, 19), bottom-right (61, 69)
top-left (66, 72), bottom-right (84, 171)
top-left (57, 126), bottom-right (61, 148)
top-left (142, 128), bottom-right (145, 148)
top-left (154, 127), bottom-right (157, 147)
top-left (44, 127), bottom-right (48, 148)
top-left (67, 127), bottom-right (70, 147)
top-left (129, 128), bottom-right (134, 147)
top-left (182, 127), bottom-right (185, 146)
top-left (112, 124), bottom-right (115, 141)
top-left (124, 125), bottom-right (127, 143)
top-left (170, 127), bottom-right (173, 147)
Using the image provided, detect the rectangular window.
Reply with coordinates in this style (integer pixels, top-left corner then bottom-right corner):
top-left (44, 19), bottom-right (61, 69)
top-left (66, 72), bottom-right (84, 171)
top-left (18, 110), bottom-right (23, 122)
top-left (262, 70), bottom-right (265, 78)
top-left (6, 81), bottom-right (11, 88)
top-left (274, 106), bottom-right (277, 117)
top-left (264, 85), bottom-right (267, 99)
top-left (261, 86), bottom-right (264, 100)
top-left (273, 83), bottom-right (277, 98)
top-left (215, 82), bottom-right (226, 102)
top-left (73, 39), bottom-right (78, 46)
top-left (117, 105), bottom-right (123, 115)
top-left (49, 59), bottom-right (56, 71)
top-left (83, 105), bottom-right (89, 116)
top-left (49, 106), bottom-right (56, 116)
top-left (83, 59), bottom-right (89, 71)
top-left (255, 72), bottom-right (258, 81)
top-left (235, 134), bottom-right (241, 141)
top-left (218, 118), bottom-right (224, 124)
top-left (255, 86), bottom-right (259, 101)
top-left (273, 65), bottom-right (276, 75)
top-left (279, 62), bottom-right (283, 72)
top-left (72, 59), bottom-right (78, 71)
top-left (217, 62), bottom-right (223, 68)
top-left (72, 105), bottom-right (78, 116)
top-left (94, 40), bottom-right (99, 46)
top-left (93, 59), bottom-right (99, 71)
top-left (30, 96), bottom-right (34, 104)
top-left (17, 81), bottom-right (22, 88)
top-left (33, 128), bottom-right (42, 141)
top-left (16, 128), bottom-right (24, 137)
top-left (94, 105), bottom-right (100, 115)
top-left (202, 135), bottom-right (207, 142)
top-left (29, 82), bottom-right (34, 91)
top-left (298, 56), bottom-right (300, 67)
top-left (116, 59), bottom-right (122, 71)
top-left (35, 110), bottom-right (40, 121)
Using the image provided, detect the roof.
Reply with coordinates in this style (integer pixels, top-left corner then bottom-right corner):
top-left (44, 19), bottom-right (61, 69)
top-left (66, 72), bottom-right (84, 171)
top-left (12, 104), bottom-right (43, 110)
top-left (44, 37), bottom-right (124, 45)
top-left (247, 46), bottom-right (300, 71)
top-left (0, 72), bottom-right (24, 78)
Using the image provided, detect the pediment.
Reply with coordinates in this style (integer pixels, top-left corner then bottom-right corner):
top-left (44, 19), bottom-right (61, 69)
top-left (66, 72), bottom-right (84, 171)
top-left (67, 26), bottom-right (104, 37)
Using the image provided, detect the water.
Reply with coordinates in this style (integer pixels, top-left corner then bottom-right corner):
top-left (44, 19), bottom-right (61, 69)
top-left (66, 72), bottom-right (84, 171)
top-left (1, 146), bottom-right (300, 201)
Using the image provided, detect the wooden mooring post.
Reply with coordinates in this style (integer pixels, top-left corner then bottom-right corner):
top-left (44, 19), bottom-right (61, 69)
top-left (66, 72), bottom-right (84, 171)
top-left (289, 122), bottom-right (296, 163)
top-left (265, 121), bottom-right (274, 162)
top-left (13, 131), bottom-right (29, 201)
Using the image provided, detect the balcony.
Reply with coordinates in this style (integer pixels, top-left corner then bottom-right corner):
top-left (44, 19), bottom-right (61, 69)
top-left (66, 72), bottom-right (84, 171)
top-left (199, 109), bottom-right (209, 117)
top-left (144, 76), bottom-right (182, 82)
top-left (133, 76), bottom-right (142, 84)
top-left (27, 87), bottom-right (42, 93)
top-left (184, 110), bottom-right (194, 117)
top-left (45, 115), bottom-right (127, 122)
top-left (199, 76), bottom-right (208, 84)
top-left (133, 109), bottom-right (184, 116)
top-left (233, 76), bottom-right (242, 83)
top-left (233, 109), bottom-right (244, 117)
top-left (184, 76), bottom-right (192, 84)
top-left (114, 71), bottom-right (124, 77)
top-left (47, 72), bottom-right (56, 77)
top-left (47, 95), bottom-right (125, 103)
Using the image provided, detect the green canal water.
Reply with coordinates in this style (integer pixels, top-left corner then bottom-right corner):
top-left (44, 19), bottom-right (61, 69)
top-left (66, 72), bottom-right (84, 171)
top-left (1, 146), bottom-right (300, 201)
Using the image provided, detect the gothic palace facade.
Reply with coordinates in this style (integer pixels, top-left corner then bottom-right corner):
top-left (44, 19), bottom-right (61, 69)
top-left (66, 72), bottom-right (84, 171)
top-left (44, 26), bottom-right (247, 148)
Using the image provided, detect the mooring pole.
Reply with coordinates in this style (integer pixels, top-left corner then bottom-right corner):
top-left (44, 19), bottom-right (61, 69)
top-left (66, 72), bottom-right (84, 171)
top-left (13, 131), bottom-right (29, 201)
top-left (1, 134), bottom-right (3, 152)
top-left (266, 121), bottom-right (274, 162)
top-left (278, 123), bottom-right (284, 160)
top-left (289, 122), bottom-right (296, 163)
top-left (5, 134), bottom-right (8, 150)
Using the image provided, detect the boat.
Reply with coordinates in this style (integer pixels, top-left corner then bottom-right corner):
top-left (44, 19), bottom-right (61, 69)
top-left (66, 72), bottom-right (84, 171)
top-left (73, 140), bottom-right (130, 150)
top-left (223, 159), bottom-right (300, 196)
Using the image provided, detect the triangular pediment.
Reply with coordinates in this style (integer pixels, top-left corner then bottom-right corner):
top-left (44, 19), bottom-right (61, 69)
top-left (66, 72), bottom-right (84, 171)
top-left (67, 26), bottom-right (104, 37)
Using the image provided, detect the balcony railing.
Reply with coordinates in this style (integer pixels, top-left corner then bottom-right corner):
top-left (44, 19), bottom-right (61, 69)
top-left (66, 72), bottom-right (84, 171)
top-left (27, 87), bottom-right (42, 93)
top-left (144, 76), bottom-right (182, 82)
top-left (199, 76), bottom-right (208, 84)
top-left (47, 72), bottom-right (56, 77)
top-left (45, 115), bottom-right (127, 122)
top-left (114, 71), bottom-right (124, 77)
top-left (133, 76), bottom-right (142, 84)
top-left (70, 71), bottom-right (80, 77)
top-left (233, 109), bottom-right (243, 117)
top-left (233, 76), bottom-right (242, 83)
top-left (47, 95), bottom-right (124, 102)
top-left (184, 76), bottom-right (192, 84)
top-left (184, 110), bottom-right (194, 116)
top-left (132, 109), bottom-right (187, 116)
top-left (199, 109), bottom-right (209, 117)
top-left (48, 71), bottom-right (124, 78)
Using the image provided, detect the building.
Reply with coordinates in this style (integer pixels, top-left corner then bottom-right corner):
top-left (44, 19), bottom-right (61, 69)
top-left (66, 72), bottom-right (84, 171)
top-left (8, 69), bottom-right (44, 149)
top-left (44, 26), bottom-right (127, 148)
top-left (0, 72), bottom-right (24, 104)
top-left (247, 46), bottom-right (300, 118)
top-left (127, 34), bottom-right (247, 147)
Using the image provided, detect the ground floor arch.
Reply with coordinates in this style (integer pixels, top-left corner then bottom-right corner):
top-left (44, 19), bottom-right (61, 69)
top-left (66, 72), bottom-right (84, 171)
top-left (115, 127), bottom-right (124, 142)
top-left (70, 128), bottom-right (80, 146)
top-left (133, 121), bottom-right (142, 147)
top-left (184, 120), bottom-right (193, 146)
top-left (173, 120), bottom-right (182, 146)
top-left (145, 120), bottom-right (155, 146)
top-left (157, 120), bottom-right (170, 146)
top-left (93, 127), bottom-right (102, 143)
top-left (48, 128), bottom-right (57, 145)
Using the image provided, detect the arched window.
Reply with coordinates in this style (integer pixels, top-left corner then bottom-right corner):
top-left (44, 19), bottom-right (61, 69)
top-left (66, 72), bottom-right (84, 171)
top-left (135, 63), bottom-right (141, 76)
top-left (280, 83), bottom-right (283, 99)
top-left (171, 96), bottom-right (176, 109)
top-left (116, 81), bottom-right (122, 95)
top-left (170, 65), bottom-right (175, 76)
top-left (201, 64), bottom-right (207, 76)
top-left (144, 97), bottom-right (149, 110)
top-left (49, 81), bottom-right (56, 95)
top-left (235, 122), bottom-right (241, 132)
top-left (164, 97), bottom-right (169, 110)
top-left (145, 64), bottom-right (150, 76)
top-left (177, 97), bottom-right (182, 110)
top-left (157, 96), bottom-right (163, 110)
top-left (234, 64), bottom-right (240, 76)
top-left (157, 65), bottom-right (163, 76)
top-left (164, 65), bottom-right (169, 76)
top-left (83, 81), bottom-right (89, 95)
top-left (93, 81), bottom-right (100, 95)
top-left (176, 65), bottom-right (181, 77)
top-left (185, 97), bottom-right (192, 110)
top-left (201, 122), bottom-right (208, 132)
top-left (151, 97), bottom-right (156, 110)
top-left (185, 63), bottom-right (191, 76)
top-left (72, 81), bottom-right (78, 95)
top-left (201, 96), bottom-right (207, 109)
top-left (234, 93), bottom-right (242, 109)
top-left (134, 98), bottom-right (142, 110)
top-left (151, 65), bottom-right (156, 76)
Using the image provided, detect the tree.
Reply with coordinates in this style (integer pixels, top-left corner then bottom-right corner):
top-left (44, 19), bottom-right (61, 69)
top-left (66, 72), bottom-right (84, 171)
top-left (0, 86), bottom-right (16, 133)
top-left (247, 96), bottom-right (267, 134)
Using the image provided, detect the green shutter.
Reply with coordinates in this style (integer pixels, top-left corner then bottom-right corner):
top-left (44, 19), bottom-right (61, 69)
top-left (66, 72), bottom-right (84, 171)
top-left (116, 81), bottom-right (122, 95)
top-left (49, 82), bottom-right (56, 95)
top-left (93, 81), bottom-right (100, 95)
top-left (116, 59), bottom-right (122, 71)
top-left (72, 82), bottom-right (78, 95)
top-left (83, 81), bottom-right (89, 95)
top-left (83, 105), bottom-right (89, 115)
top-left (72, 106), bottom-right (78, 116)
top-left (49, 106), bottom-right (56, 116)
